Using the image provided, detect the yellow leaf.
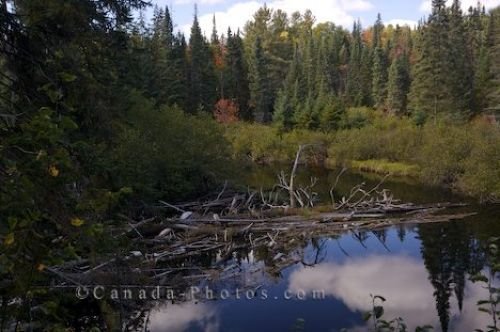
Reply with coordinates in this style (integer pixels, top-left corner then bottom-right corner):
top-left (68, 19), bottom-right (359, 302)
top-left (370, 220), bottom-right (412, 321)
top-left (4, 233), bottom-right (14, 246)
top-left (37, 264), bottom-right (46, 272)
top-left (48, 165), bottom-right (59, 177)
top-left (71, 218), bottom-right (85, 227)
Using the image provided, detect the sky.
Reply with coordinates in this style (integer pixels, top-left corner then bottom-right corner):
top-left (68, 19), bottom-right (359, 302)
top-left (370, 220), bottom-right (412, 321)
top-left (144, 0), bottom-right (500, 37)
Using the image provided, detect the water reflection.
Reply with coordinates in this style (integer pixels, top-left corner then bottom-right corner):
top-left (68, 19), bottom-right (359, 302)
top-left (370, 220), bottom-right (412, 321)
top-left (418, 222), bottom-right (486, 332)
top-left (288, 255), bottom-right (490, 331)
top-left (149, 302), bottom-right (219, 332)
top-left (146, 220), bottom-right (496, 332)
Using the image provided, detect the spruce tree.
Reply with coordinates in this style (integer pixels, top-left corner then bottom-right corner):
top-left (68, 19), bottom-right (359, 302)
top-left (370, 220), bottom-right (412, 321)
top-left (188, 8), bottom-right (216, 113)
top-left (372, 47), bottom-right (388, 109)
top-left (487, 7), bottom-right (500, 108)
top-left (448, 0), bottom-right (473, 118)
top-left (409, 0), bottom-right (453, 119)
top-left (273, 45), bottom-right (300, 130)
top-left (346, 21), bottom-right (364, 106)
top-left (224, 29), bottom-right (251, 119)
top-left (249, 36), bottom-right (272, 122)
top-left (372, 14), bottom-right (388, 109)
top-left (387, 55), bottom-right (410, 114)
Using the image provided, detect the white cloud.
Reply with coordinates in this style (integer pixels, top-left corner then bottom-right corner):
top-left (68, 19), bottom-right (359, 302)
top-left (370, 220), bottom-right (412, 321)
top-left (181, 1), bottom-right (261, 37)
top-left (386, 19), bottom-right (418, 28)
top-left (180, 0), bottom-right (374, 37)
top-left (420, 0), bottom-right (500, 13)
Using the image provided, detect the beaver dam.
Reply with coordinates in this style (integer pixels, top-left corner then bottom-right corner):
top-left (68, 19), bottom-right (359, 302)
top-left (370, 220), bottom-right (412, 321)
top-left (31, 148), bottom-right (496, 332)
top-left (45, 151), bottom-right (476, 292)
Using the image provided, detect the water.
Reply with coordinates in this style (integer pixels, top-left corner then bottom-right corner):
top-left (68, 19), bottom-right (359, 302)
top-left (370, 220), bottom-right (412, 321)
top-left (144, 166), bottom-right (500, 332)
top-left (3, 166), bottom-right (500, 331)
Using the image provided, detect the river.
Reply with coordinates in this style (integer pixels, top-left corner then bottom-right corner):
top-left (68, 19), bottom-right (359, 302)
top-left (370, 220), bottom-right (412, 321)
top-left (4, 166), bottom-right (500, 332)
top-left (143, 166), bottom-right (500, 332)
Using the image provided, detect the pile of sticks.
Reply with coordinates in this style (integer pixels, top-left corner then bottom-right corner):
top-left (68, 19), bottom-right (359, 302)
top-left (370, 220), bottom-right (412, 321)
top-left (45, 146), bottom-right (475, 293)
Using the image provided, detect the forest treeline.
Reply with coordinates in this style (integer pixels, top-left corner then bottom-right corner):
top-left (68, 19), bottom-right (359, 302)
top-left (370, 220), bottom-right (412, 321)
top-left (128, 0), bottom-right (500, 128)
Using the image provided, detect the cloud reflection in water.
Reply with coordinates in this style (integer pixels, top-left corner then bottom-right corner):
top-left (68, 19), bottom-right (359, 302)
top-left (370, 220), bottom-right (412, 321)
top-left (149, 302), bottom-right (219, 332)
top-left (288, 255), bottom-right (491, 331)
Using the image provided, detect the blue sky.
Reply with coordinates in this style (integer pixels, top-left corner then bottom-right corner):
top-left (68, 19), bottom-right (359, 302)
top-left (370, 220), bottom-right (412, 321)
top-left (145, 0), bottom-right (499, 36)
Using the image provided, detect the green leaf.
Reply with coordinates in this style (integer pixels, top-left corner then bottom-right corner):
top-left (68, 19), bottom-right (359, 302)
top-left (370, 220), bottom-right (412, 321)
top-left (59, 116), bottom-right (78, 130)
top-left (59, 72), bottom-right (77, 82)
top-left (3, 233), bottom-right (15, 246)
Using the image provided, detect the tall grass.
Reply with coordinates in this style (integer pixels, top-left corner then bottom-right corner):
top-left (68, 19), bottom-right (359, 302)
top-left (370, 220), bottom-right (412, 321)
top-left (327, 111), bottom-right (500, 202)
top-left (223, 109), bottom-right (500, 202)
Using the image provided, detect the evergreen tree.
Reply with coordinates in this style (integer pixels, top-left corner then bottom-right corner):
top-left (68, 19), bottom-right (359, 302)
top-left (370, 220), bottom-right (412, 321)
top-left (487, 7), bottom-right (500, 108)
top-left (211, 15), bottom-right (224, 101)
top-left (249, 36), bottom-right (272, 122)
top-left (372, 46), bottom-right (388, 109)
top-left (371, 14), bottom-right (388, 109)
top-left (273, 45), bottom-right (300, 130)
top-left (448, 0), bottom-right (473, 117)
top-left (211, 15), bottom-right (219, 45)
top-left (346, 21), bottom-right (364, 106)
top-left (409, 0), bottom-right (453, 119)
top-left (387, 55), bottom-right (410, 114)
top-left (171, 33), bottom-right (190, 110)
top-left (360, 44), bottom-right (374, 106)
top-left (224, 29), bottom-right (251, 119)
top-left (188, 8), bottom-right (216, 112)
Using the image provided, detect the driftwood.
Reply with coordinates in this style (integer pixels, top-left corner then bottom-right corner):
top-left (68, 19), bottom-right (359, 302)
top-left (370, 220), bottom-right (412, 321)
top-left (45, 189), bottom-right (476, 292)
top-left (44, 146), bottom-right (477, 302)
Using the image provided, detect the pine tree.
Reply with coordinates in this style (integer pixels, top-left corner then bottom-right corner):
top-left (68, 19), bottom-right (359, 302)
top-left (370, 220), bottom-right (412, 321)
top-left (360, 45), bottom-right (373, 106)
top-left (211, 15), bottom-right (219, 45)
top-left (211, 15), bottom-right (224, 101)
top-left (224, 29), bottom-right (251, 119)
top-left (448, 0), bottom-right (473, 118)
top-left (273, 45), bottom-right (300, 130)
top-left (171, 33), bottom-right (189, 110)
top-left (487, 7), bottom-right (500, 108)
top-left (346, 21), bottom-right (364, 106)
top-left (372, 47), bottom-right (388, 109)
top-left (163, 6), bottom-right (174, 50)
top-left (387, 55), bottom-right (410, 114)
top-left (249, 36), bottom-right (272, 122)
top-left (188, 8), bottom-right (216, 112)
top-left (409, 0), bottom-right (453, 120)
top-left (372, 14), bottom-right (388, 109)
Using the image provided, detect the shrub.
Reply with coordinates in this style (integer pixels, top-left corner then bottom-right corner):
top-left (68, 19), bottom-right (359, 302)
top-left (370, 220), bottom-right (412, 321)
top-left (329, 115), bottom-right (420, 163)
top-left (459, 122), bottom-right (500, 201)
top-left (110, 94), bottom-right (232, 201)
top-left (224, 123), bottom-right (332, 164)
top-left (418, 124), bottom-right (473, 185)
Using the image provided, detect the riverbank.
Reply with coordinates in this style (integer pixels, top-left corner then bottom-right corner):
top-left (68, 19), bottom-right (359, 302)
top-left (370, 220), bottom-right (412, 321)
top-left (223, 111), bottom-right (500, 203)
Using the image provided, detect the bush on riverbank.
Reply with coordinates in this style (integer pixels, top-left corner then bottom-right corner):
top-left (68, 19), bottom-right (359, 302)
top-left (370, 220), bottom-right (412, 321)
top-left (328, 113), bottom-right (500, 202)
top-left (223, 109), bottom-right (500, 202)
top-left (224, 123), bottom-right (332, 164)
top-left (109, 94), bottom-right (232, 203)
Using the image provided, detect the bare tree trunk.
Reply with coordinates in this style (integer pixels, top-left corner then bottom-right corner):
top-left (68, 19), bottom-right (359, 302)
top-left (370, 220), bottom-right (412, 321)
top-left (289, 145), bottom-right (304, 208)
